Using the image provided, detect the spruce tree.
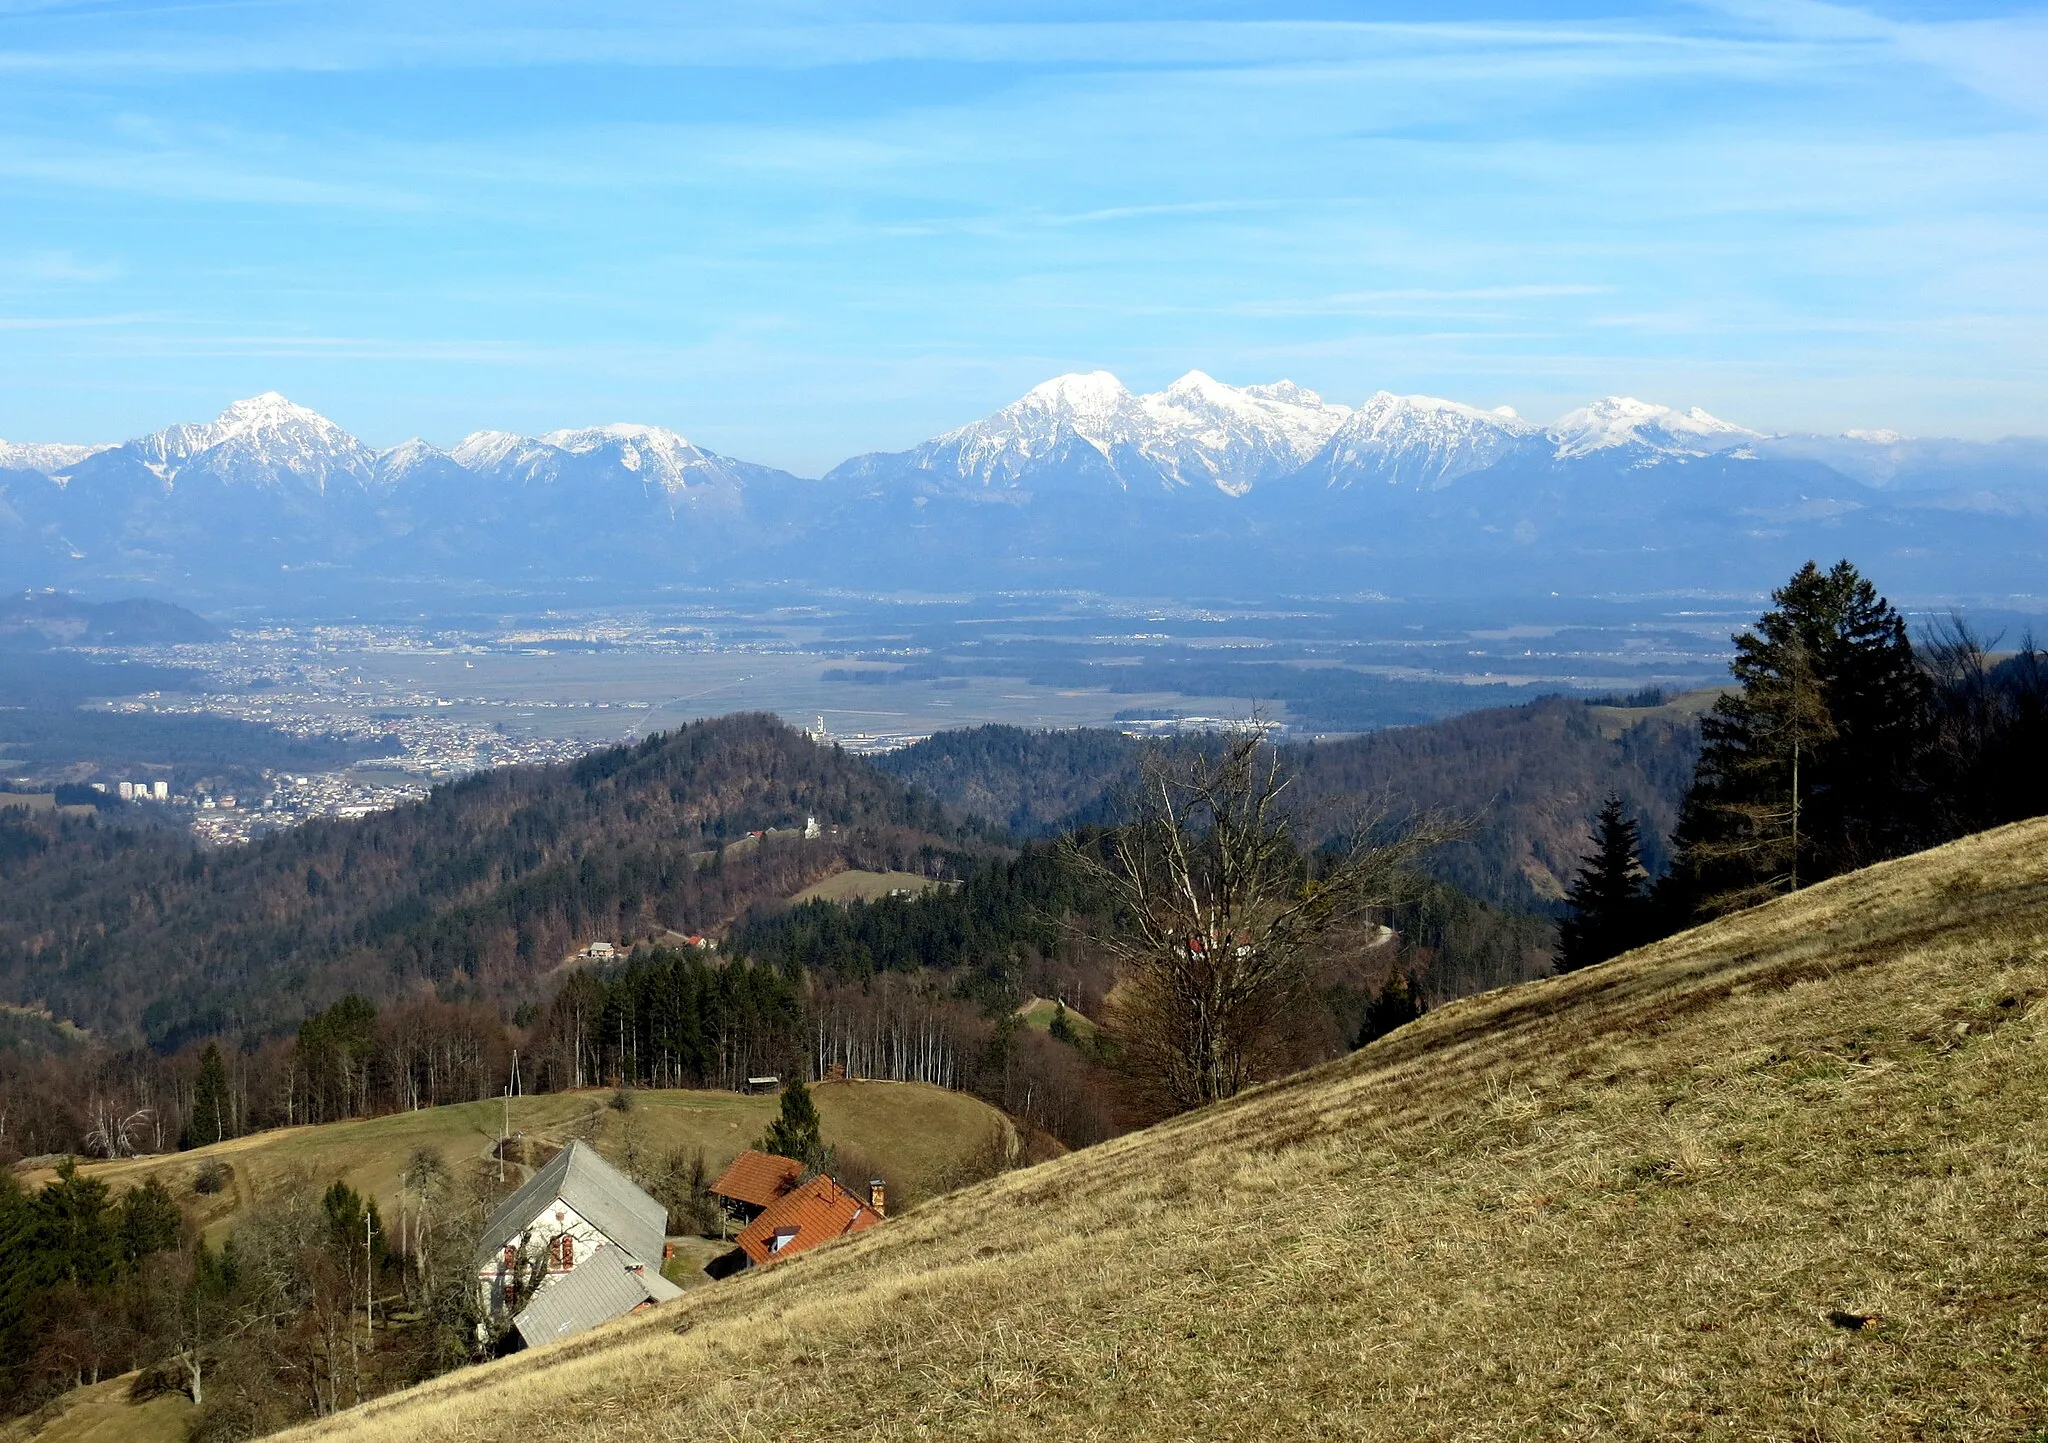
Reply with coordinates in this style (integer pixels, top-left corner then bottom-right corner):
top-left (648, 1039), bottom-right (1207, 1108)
top-left (1556, 794), bottom-right (1649, 971)
top-left (1663, 559), bottom-right (1931, 920)
top-left (761, 1078), bottom-right (827, 1171)
top-left (189, 1041), bottom-right (234, 1147)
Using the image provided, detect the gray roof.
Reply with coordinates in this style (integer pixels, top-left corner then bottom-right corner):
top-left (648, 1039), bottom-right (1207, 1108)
top-left (474, 1140), bottom-right (669, 1273)
top-left (511, 1243), bottom-right (683, 1348)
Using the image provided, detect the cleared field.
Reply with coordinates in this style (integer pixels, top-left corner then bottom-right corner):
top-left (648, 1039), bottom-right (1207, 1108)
top-left (1015, 996), bottom-right (1098, 1042)
top-left (292, 817), bottom-right (2048, 1442)
top-left (789, 869), bottom-right (945, 904)
top-left (17, 1081), bottom-right (1007, 1242)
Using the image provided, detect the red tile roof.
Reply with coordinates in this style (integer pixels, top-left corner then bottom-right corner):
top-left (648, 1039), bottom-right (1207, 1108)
top-left (709, 1148), bottom-right (803, 1210)
top-left (734, 1175), bottom-right (880, 1267)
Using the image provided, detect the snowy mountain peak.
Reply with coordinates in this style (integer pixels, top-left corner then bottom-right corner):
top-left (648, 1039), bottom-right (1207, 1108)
top-left (124, 392), bottom-right (377, 493)
top-left (920, 370), bottom-right (1350, 495)
top-left (1547, 396), bottom-right (1762, 459)
top-left (541, 422), bottom-right (695, 455)
top-left (449, 430), bottom-right (529, 470)
top-left (1023, 370), bottom-right (1133, 410)
top-left (1313, 391), bottom-right (1541, 490)
top-left (213, 391), bottom-right (330, 432)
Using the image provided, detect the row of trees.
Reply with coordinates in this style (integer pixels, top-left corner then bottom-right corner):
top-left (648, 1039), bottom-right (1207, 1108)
top-left (1557, 560), bottom-right (2048, 970)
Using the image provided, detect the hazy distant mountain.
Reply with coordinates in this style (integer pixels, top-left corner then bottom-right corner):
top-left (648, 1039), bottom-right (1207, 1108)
top-left (1, 380), bottom-right (2044, 603)
top-left (0, 592), bottom-right (219, 648)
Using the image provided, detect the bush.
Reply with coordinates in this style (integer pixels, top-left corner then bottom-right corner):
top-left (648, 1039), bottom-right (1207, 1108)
top-left (193, 1159), bottom-right (233, 1195)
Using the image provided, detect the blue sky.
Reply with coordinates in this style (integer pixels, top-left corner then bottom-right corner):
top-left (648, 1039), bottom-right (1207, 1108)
top-left (0, 1), bottom-right (2042, 473)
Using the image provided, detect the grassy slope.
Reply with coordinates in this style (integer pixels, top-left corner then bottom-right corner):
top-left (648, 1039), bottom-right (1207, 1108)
top-left (292, 818), bottom-right (2048, 1442)
top-left (789, 869), bottom-right (945, 903)
top-left (19, 1082), bottom-right (1007, 1242)
top-left (0, 1374), bottom-right (191, 1443)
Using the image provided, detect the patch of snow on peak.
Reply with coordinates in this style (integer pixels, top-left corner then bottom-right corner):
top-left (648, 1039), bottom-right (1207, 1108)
top-left (1844, 428), bottom-right (1905, 445)
top-left (450, 431), bottom-right (535, 470)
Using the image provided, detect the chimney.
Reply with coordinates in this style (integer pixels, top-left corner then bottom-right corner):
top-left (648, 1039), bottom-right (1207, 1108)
top-left (868, 1178), bottom-right (886, 1218)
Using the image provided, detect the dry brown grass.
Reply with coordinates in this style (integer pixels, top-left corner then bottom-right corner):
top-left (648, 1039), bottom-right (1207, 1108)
top-left (17, 1081), bottom-right (1003, 1243)
top-left (789, 869), bottom-right (945, 903)
top-left (0, 1373), bottom-right (191, 1443)
top-left (289, 819), bottom-right (2048, 1441)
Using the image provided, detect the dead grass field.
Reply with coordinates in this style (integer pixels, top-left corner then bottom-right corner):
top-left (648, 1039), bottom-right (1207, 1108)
top-left (284, 816), bottom-right (2048, 1442)
top-left (789, 869), bottom-right (946, 903)
top-left (18, 1081), bottom-right (1004, 1243)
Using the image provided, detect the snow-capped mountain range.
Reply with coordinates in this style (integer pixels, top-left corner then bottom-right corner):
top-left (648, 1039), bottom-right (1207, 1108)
top-left (2, 375), bottom-right (2044, 600)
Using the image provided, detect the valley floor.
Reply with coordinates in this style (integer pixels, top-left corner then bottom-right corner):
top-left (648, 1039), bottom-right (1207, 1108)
top-left (286, 817), bottom-right (2048, 1441)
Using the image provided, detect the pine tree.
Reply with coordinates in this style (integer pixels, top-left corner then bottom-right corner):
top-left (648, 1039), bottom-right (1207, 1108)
top-left (761, 1078), bottom-right (827, 1171)
top-left (1556, 794), bottom-right (1649, 972)
top-left (189, 1041), bottom-right (234, 1147)
top-left (1663, 559), bottom-right (1931, 920)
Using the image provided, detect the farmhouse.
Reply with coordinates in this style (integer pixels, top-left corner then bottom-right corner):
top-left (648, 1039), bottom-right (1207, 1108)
top-left (473, 1140), bottom-right (681, 1348)
top-left (734, 1172), bottom-right (885, 1267)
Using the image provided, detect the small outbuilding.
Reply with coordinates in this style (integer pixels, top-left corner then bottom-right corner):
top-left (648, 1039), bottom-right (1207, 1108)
top-left (707, 1147), bottom-right (803, 1227)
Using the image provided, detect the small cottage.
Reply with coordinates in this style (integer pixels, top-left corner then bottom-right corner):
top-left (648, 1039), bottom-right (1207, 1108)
top-left (473, 1140), bottom-right (681, 1348)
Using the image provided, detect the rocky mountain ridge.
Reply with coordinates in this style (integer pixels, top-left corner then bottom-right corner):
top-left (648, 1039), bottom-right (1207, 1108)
top-left (3, 377), bottom-right (2045, 601)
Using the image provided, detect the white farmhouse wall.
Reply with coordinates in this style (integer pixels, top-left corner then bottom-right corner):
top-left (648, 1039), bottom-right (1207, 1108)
top-left (476, 1195), bottom-right (620, 1313)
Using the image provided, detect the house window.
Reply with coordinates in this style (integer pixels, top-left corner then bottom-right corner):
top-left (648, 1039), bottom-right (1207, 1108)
top-left (548, 1234), bottom-right (575, 1270)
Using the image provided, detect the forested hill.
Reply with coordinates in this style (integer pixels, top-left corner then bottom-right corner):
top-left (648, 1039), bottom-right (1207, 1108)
top-left (0, 714), bottom-right (978, 1047)
top-left (878, 694), bottom-right (1704, 909)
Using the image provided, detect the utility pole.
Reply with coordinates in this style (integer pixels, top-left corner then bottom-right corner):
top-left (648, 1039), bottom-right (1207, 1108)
top-left (365, 1207), bottom-right (375, 1354)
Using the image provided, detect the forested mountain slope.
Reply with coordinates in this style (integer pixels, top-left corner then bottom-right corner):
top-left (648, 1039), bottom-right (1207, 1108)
top-left (879, 693), bottom-right (1703, 907)
top-left (0, 714), bottom-right (975, 1046)
top-left (293, 817), bottom-right (2048, 1443)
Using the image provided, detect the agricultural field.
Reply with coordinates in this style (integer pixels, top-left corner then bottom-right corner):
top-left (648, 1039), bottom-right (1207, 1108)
top-left (287, 816), bottom-right (2048, 1442)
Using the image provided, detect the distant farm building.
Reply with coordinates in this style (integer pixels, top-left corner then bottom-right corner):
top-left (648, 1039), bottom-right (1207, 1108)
top-left (473, 1141), bottom-right (680, 1349)
top-left (580, 940), bottom-right (618, 961)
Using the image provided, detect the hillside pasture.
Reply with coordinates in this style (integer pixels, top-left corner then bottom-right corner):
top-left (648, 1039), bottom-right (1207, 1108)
top-left (789, 869), bottom-right (947, 904)
top-left (288, 816), bottom-right (2048, 1442)
top-left (14, 1081), bottom-right (1009, 1242)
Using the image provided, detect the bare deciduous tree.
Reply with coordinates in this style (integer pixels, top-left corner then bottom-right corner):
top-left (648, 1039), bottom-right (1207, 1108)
top-left (1068, 723), bottom-right (1452, 1112)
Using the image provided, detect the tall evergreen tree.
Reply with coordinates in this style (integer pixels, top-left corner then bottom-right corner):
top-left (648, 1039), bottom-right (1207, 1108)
top-left (1662, 560), bottom-right (1930, 920)
top-left (188, 1041), bottom-right (234, 1147)
top-left (761, 1077), bottom-right (828, 1171)
top-left (1556, 794), bottom-right (1650, 971)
